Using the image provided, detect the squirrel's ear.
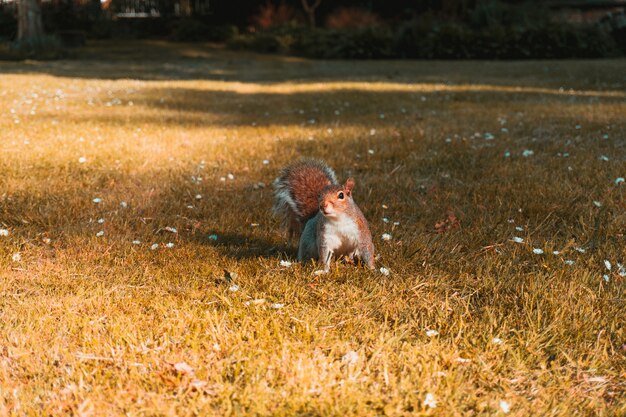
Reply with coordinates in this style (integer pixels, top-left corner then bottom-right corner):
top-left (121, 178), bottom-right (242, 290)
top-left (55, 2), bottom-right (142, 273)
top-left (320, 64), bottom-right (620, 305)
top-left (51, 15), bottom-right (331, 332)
top-left (344, 178), bottom-right (355, 196)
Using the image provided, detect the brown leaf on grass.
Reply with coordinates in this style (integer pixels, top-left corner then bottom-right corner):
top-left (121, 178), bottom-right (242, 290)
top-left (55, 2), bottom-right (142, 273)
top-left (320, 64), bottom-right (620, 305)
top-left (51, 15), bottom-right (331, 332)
top-left (434, 210), bottom-right (461, 234)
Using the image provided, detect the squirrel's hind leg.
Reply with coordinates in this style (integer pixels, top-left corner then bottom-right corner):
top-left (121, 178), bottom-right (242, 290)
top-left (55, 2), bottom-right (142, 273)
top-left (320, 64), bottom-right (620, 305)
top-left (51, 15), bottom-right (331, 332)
top-left (356, 244), bottom-right (376, 270)
top-left (297, 216), bottom-right (319, 262)
top-left (287, 212), bottom-right (303, 246)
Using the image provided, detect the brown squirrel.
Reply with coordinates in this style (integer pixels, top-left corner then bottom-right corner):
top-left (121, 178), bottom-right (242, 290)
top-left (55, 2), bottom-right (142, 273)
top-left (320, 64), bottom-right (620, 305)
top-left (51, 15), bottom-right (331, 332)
top-left (273, 159), bottom-right (375, 271)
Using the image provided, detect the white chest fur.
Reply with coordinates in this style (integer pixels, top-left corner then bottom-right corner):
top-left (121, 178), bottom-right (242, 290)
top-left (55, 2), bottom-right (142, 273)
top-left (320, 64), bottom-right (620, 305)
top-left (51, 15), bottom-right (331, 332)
top-left (321, 214), bottom-right (359, 256)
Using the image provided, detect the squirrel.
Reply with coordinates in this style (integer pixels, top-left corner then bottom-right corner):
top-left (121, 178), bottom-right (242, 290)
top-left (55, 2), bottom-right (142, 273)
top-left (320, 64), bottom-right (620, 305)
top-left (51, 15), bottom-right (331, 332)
top-left (273, 159), bottom-right (375, 271)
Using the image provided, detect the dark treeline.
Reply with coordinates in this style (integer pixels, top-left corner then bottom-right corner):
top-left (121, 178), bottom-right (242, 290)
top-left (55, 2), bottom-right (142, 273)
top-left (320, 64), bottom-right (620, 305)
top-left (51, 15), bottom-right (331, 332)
top-left (1, 0), bottom-right (625, 59)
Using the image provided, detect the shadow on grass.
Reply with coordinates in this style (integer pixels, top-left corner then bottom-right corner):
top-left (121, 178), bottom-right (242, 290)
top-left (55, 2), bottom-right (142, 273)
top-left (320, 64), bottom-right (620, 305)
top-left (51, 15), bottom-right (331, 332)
top-left (30, 84), bottom-right (626, 132)
top-left (193, 231), bottom-right (295, 260)
top-left (0, 40), bottom-right (625, 93)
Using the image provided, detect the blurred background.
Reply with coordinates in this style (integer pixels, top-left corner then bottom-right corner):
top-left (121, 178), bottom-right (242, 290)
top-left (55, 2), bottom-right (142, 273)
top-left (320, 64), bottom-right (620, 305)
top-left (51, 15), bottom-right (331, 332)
top-left (1, 0), bottom-right (625, 59)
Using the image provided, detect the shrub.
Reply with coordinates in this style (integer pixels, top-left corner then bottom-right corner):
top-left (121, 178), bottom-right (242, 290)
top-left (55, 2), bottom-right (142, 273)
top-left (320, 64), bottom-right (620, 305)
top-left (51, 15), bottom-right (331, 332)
top-left (252, 2), bottom-right (299, 30)
top-left (228, 32), bottom-right (293, 54)
top-left (325, 7), bottom-right (381, 29)
top-left (111, 18), bottom-right (171, 39)
top-left (169, 19), bottom-right (209, 41)
top-left (205, 25), bottom-right (239, 42)
top-left (168, 20), bottom-right (238, 43)
top-left (393, 19), bottom-right (620, 59)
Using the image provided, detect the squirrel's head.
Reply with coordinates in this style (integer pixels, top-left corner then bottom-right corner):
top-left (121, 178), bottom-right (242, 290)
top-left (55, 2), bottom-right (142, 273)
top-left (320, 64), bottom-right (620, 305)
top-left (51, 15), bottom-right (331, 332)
top-left (319, 178), bottom-right (355, 218)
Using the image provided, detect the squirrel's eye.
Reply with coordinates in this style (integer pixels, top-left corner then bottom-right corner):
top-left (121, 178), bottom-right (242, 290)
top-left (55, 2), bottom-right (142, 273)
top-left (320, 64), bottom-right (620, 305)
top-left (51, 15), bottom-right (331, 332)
top-left (338, 192), bottom-right (344, 200)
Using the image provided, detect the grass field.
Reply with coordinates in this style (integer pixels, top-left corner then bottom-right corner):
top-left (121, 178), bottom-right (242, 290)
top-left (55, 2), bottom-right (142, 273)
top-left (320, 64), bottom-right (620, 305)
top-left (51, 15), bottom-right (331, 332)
top-left (0, 41), bottom-right (625, 416)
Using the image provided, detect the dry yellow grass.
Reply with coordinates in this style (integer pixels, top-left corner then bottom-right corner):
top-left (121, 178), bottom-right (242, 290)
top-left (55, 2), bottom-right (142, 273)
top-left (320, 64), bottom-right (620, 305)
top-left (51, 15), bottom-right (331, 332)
top-left (0, 41), bottom-right (625, 416)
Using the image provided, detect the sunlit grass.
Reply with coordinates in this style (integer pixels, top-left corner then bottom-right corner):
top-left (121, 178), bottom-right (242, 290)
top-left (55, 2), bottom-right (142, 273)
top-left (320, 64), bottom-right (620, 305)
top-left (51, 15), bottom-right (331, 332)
top-left (0, 42), bottom-right (625, 416)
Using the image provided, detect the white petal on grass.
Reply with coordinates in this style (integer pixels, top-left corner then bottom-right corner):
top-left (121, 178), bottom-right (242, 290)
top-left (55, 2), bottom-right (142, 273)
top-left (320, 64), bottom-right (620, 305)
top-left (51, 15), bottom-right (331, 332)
top-left (455, 357), bottom-right (471, 363)
top-left (370, 129), bottom-right (376, 136)
top-left (164, 227), bottom-right (177, 233)
top-left (383, 217), bottom-right (389, 223)
top-left (132, 240), bottom-right (141, 245)
top-left (575, 247), bottom-right (586, 253)
top-left (379, 267), bottom-right (390, 276)
top-left (120, 201), bottom-right (128, 208)
top-left (593, 201), bottom-right (602, 207)
top-left (603, 274), bottom-right (610, 282)
top-left (504, 150), bottom-right (511, 158)
top-left (97, 218), bottom-right (105, 224)
top-left (227, 173), bottom-right (235, 180)
top-left (208, 234), bottom-right (218, 241)
top-left (174, 362), bottom-right (195, 376)
top-left (195, 194), bottom-right (202, 200)
top-left (423, 393), bottom-right (437, 409)
top-left (484, 132), bottom-right (495, 140)
top-left (381, 233), bottom-right (392, 241)
top-left (617, 263), bottom-right (626, 277)
top-left (599, 155), bottom-right (609, 161)
top-left (393, 221), bottom-right (400, 226)
top-left (522, 149), bottom-right (534, 157)
top-left (166, 242), bottom-right (175, 248)
top-left (565, 260), bottom-right (575, 265)
top-left (426, 329), bottom-right (439, 337)
top-left (604, 260), bottom-right (612, 271)
top-left (533, 248), bottom-right (544, 255)
top-left (492, 337), bottom-right (503, 345)
top-left (515, 226), bottom-right (524, 231)
top-left (250, 223), bottom-right (259, 227)
top-left (341, 350), bottom-right (359, 365)
top-left (78, 156), bottom-right (87, 164)
top-left (0, 229), bottom-right (9, 237)
top-left (499, 400), bottom-right (511, 413)
top-left (313, 270), bottom-right (327, 276)
top-left (271, 303), bottom-right (284, 309)
top-left (279, 260), bottom-right (292, 268)
top-left (93, 197), bottom-right (102, 204)
top-left (262, 159), bottom-right (270, 165)
top-left (150, 243), bottom-right (159, 250)
top-left (553, 251), bottom-right (560, 255)
top-left (368, 149), bottom-right (375, 155)
top-left (382, 204), bottom-right (388, 209)
top-left (228, 284), bottom-right (240, 292)
top-left (512, 237), bottom-right (524, 243)
top-left (615, 177), bottom-right (625, 185)
top-left (12, 253), bottom-right (21, 262)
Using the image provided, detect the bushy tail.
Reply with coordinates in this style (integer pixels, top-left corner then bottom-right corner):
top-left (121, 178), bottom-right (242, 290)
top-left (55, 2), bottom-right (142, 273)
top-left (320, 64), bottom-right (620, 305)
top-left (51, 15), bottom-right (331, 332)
top-left (273, 159), bottom-right (337, 243)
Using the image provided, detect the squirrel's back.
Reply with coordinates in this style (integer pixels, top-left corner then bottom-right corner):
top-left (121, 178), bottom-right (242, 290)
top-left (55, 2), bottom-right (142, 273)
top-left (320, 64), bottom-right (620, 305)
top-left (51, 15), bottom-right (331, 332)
top-left (273, 159), bottom-right (337, 242)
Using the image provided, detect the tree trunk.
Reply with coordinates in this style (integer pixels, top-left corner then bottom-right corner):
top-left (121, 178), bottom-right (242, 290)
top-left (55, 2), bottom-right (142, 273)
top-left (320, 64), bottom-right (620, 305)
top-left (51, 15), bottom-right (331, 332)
top-left (17, 0), bottom-right (45, 42)
top-left (301, 0), bottom-right (321, 28)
